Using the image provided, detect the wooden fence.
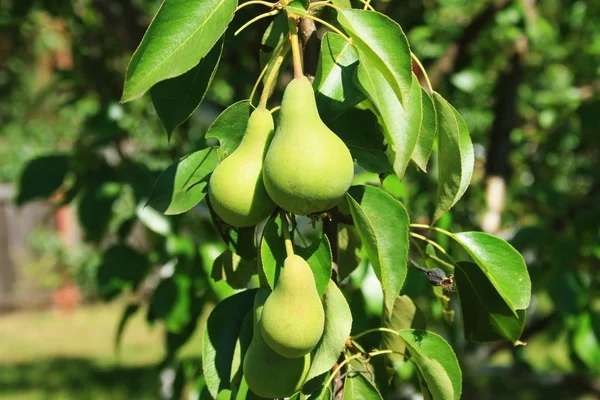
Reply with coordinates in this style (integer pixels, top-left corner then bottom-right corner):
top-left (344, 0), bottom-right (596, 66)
top-left (0, 184), bottom-right (56, 311)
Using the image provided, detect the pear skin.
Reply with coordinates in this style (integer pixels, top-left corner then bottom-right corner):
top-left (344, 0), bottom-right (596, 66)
top-left (209, 108), bottom-right (277, 227)
top-left (243, 289), bottom-right (310, 398)
top-left (263, 76), bottom-right (354, 215)
top-left (260, 254), bottom-right (325, 358)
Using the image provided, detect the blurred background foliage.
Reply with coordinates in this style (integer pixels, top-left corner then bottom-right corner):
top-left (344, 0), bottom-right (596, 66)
top-left (0, 0), bottom-right (599, 399)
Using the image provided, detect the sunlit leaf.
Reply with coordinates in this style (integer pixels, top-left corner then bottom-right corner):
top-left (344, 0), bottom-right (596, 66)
top-left (399, 329), bottom-right (462, 400)
top-left (146, 148), bottom-right (218, 215)
top-left (453, 232), bottom-right (531, 311)
top-left (346, 185), bottom-right (410, 315)
top-left (338, 9), bottom-right (412, 107)
top-left (206, 101), bottom-right (251, 159)
top-left (306, 281), bottom-right (352, 381)
top-left (122, 0), bottom-right (236, 102)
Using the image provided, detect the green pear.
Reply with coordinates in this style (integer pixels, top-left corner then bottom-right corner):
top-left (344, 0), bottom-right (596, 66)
top-left (209, 107), bottom-right (277, 227)
top-left (243, 289), bottom-right (310, 398)
top-left (260, 254), bottom-right (325, 358)
top-left (263, 76), bottom-right (354, 215)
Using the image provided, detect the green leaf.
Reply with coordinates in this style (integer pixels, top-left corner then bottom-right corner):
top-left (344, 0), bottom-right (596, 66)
top-left (315, 32), bottom-right (364, 121)
top-left (78, 182), bottom-right (121, 242)
top-left (432, 93), bottom-right (474, 222)
top-left (411, 89), bottom-right (437, 171)
top-left (357, 68), bottom-right (422, 178)
top-left (148, 274), bottom-right (192, 333)
top-left (453, 232), bottom-right (531, 311)
top-left (337, 225), bottom-right (362, 282)
top-left (346, 185), bottom-right (410, 316)
top-left (455, 262), bottom-right (526, 343)
top-left (260, 216), bottom-right (286, 289)
top-left (296, 235), bottom-right (333, 296)
top-left (331, 0), bottom-right (352, 8)
top-left (212, 249), bottom-right (255, 289)
top-left (327, 107), bottom-right (392, 174)
top-left (572, 312), bottom-right (600, 371)
top-left (96, 244), bottom-right (150, 301)
top-left (343, 368), bottom-right (382, 399)
top-left (147, 148), bottom-right (218, 215)
top-left (206, 100), bottom-right (251, 159)
top-left (16, 154), bottom-right (70, 206)
top-left (115, 303), bottom-right (140, 351)
top-left (203, 289), bottom-right (257, 398)
top-left (382, 295), bottom-right (427, 363)
top-left (306, 281), bottom-right (352, 381)
top-left (121, 0), bottom-right (237, 102)
top-left (285, 0), bottom-right (308, 16)
top-left (260, 13), bottom-right (288, 69)
top-left (338, 9), bottom-right (412, 107)
top-left (399, 329), bottom-right (462, 400)
top-left (151, 39), bottom-right (223, 137)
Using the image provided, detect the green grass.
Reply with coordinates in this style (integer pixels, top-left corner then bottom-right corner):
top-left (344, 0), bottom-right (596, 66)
top-left (0, 302), bottom-right (203, 399)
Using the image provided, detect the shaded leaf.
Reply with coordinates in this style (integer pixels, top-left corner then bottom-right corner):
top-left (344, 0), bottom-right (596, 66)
top-left (122, 0), bottom-right (237, 102)
top-left (453, 232), bottom-right (531, 311)
top-left (260, 216), bottom-right (286, 289)
top-left (382, 295), bottom-right (427, 363)
top-left (147, 148), bottom-right (218, 215)
top-left (315, 32), bottom-right (364, 121)
top-left (151, 39), bottom-right (223, 136)
top-left (357, 70), bottom-right (422, 177)
top-left (346, 185), bottom-right (409, 315)
top-left (203, 289), bottom-right (257, 398)
top-left (296, 235), bottom-right (333, 296)
top-left (455, 262), bottom-right (525, 343)
top-left (16, 154), bottom-right (70, 206)
top-left (337, 225), bottom-right (362, 282)
top-left (148, 274), bottom-right (192, 333)
top-left (115, 303), bottom-right (140, 351)
top-left (206, 101), bottom-right (251, 159)
top-left (96, 244), bottom-right (150, 301)
top-left (78, 182), bottom-right (121, 242)
top-left (338, 9), bottom-right (412, 107)
top-left (327, 107), bottom-right (392, 174)
top-left (306, 281), bottom-right (352, 381)
top-left (212, 249), bottom-right (255, 289)
top-left (399, 329), bottom-right (462, 400)
top-left (432, 93), bottom-right (474, 222)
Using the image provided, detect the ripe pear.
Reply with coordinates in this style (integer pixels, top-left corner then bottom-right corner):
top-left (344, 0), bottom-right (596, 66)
top-left (263, 76), bottom-right (354, 215)
top-left (243, 289), bottom-right (310, 398)
top-left (209, 107), bottom-right (277, 227)
top-left (260, 254), bottom-right (325, 358)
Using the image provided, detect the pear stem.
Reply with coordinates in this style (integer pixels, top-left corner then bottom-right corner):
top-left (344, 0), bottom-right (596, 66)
top-left (258, 42), bottom-right (291, 109)
top-left (287, 14), bottom-right (304, 78)
top-left (280, 212), bottom-right (295, 257)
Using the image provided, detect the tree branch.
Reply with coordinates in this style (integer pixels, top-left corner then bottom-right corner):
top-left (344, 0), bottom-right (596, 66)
top-left (299, 17), bottom-right (320, 82)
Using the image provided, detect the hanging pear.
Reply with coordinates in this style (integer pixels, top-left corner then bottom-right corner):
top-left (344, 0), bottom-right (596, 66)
top-left (263, 76), bottom-right (354, 215)
top-left (260, 254), bottom-right (325, 358)
top-left (209, 107), bottom-right (277, 227)
top-left (243, 289), bottom-right (311, 398)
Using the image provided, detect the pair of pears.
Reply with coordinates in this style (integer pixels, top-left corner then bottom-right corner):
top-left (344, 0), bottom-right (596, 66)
top-left (243, 254), bottom-right (325, 398)
top-left (208, 76), bottom-right (354, 227)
